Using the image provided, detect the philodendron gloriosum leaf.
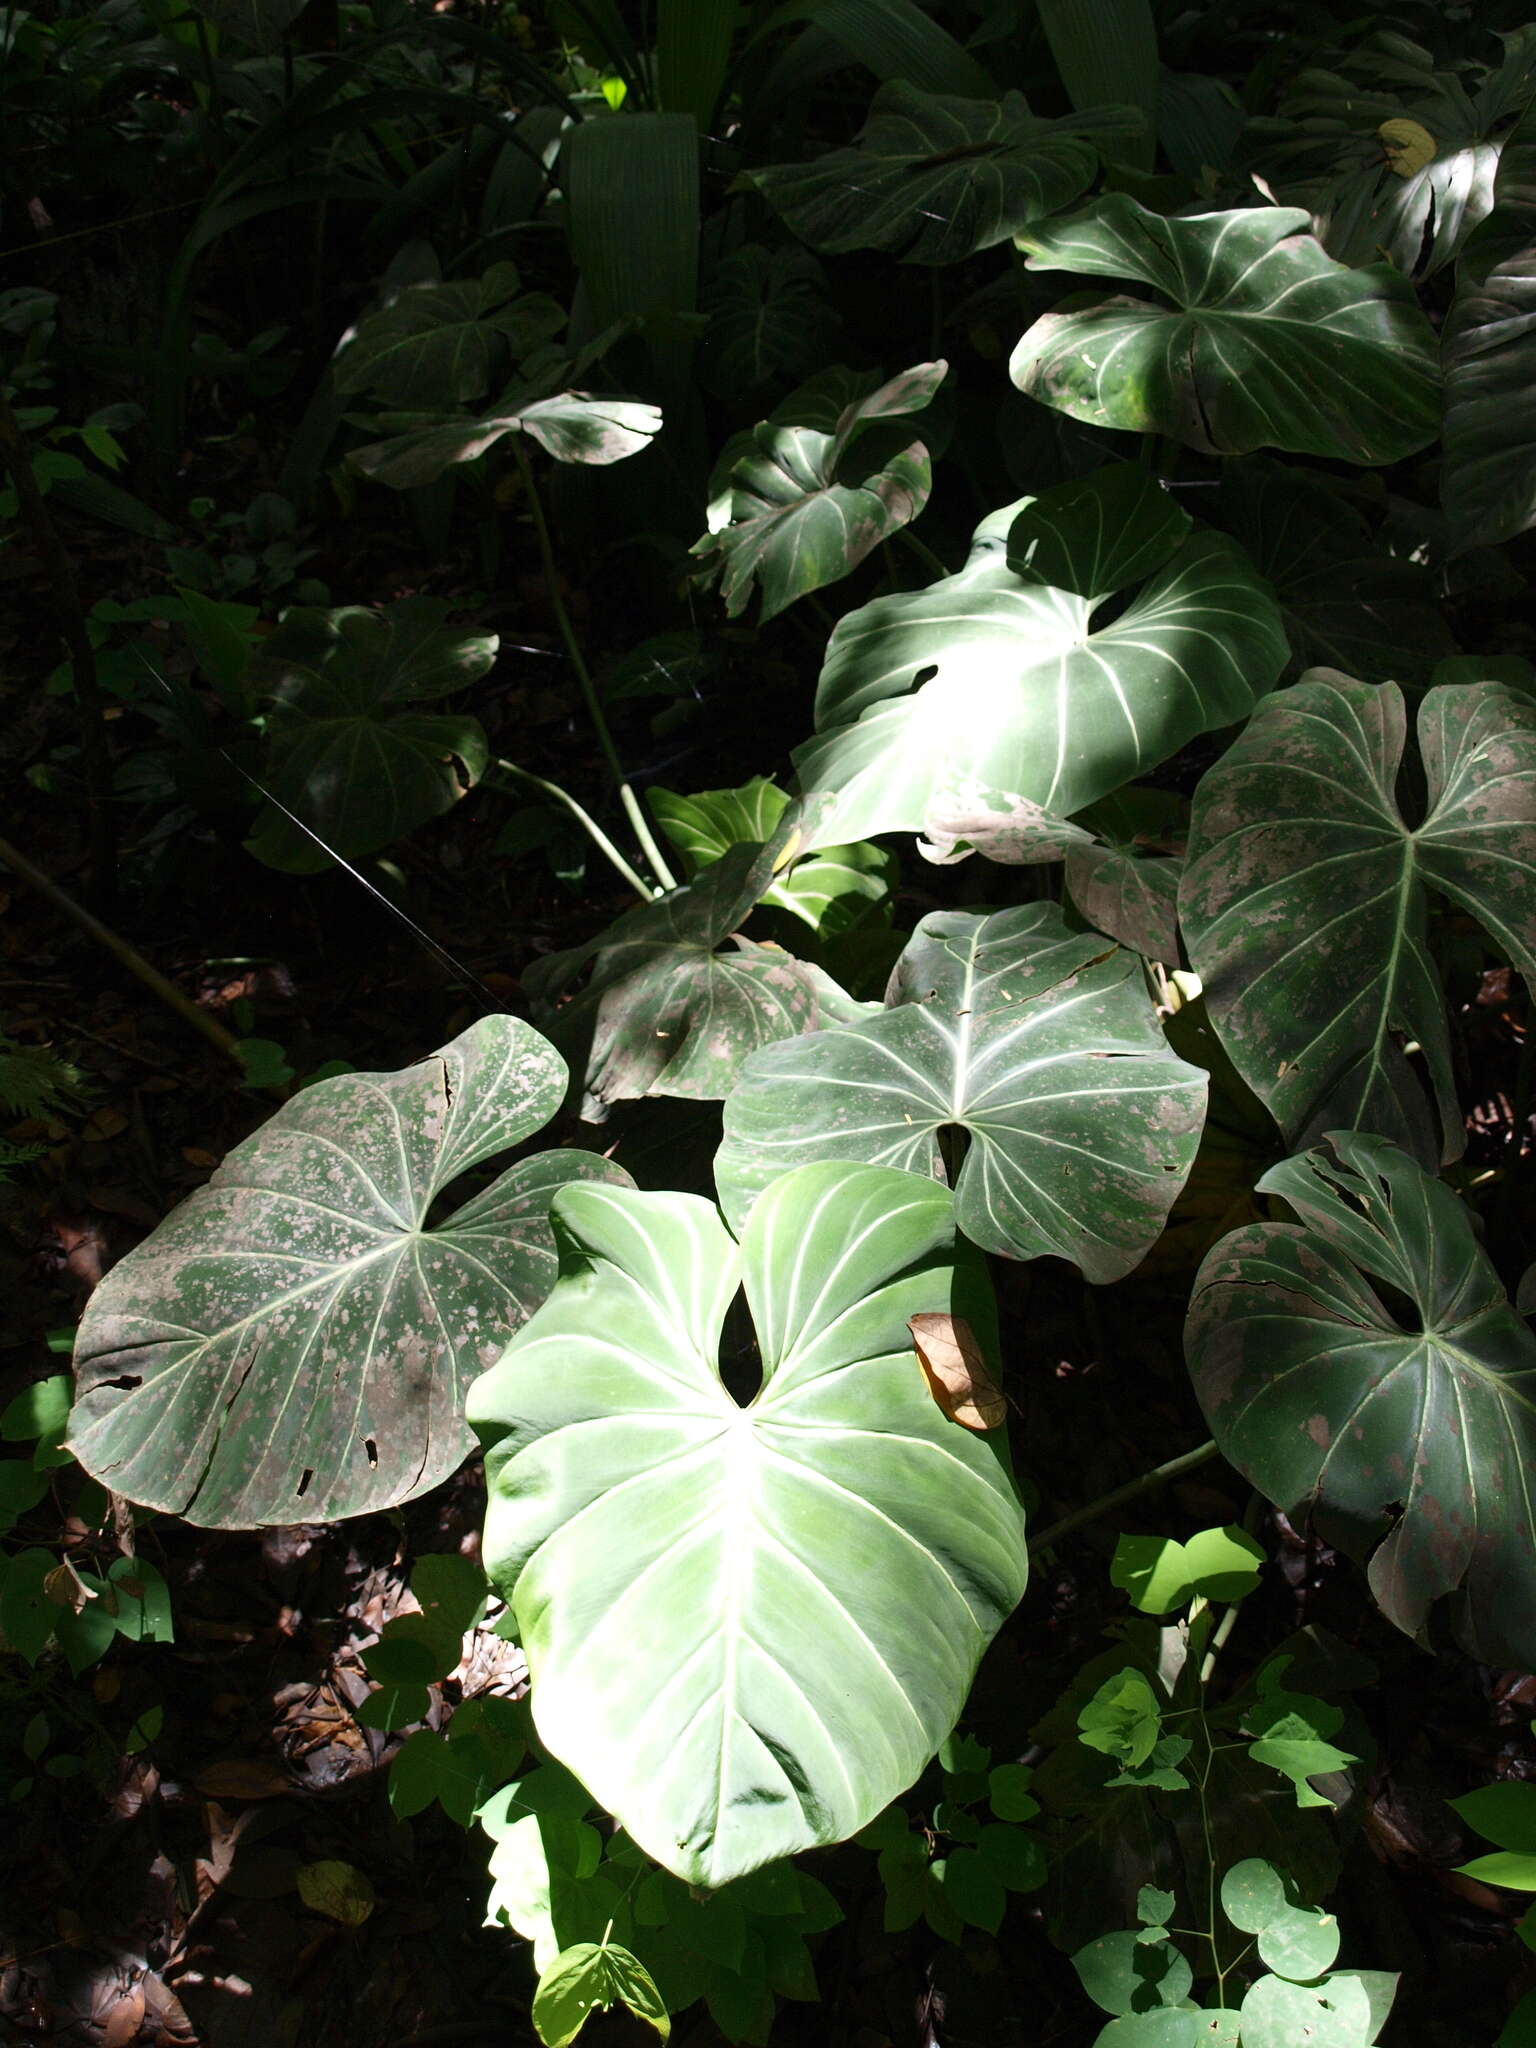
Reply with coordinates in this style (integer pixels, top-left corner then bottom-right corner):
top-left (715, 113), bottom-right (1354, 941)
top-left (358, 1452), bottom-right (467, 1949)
top-left (69, 1019), bottom-right (629, 1528)
top-left (525, 836), bottom-right (868, 1121)
top-left (1442, 100), bottom-right (1536, 551)
top-left (741, 82), bottom-right (1099, 265)
top-left (1010, 196), bottom-right (1442, 462)
top-left (1187, 1132), bottom-right (1536, 1668)
top-left (689, 361), bottom-right (946, 622)
top-left (794, 464), bottom-right (1286, 848)
top-left (1180, 673), bottom-right (1536, 1164)
top-left (467, 1161), bottom-right (1028, 1887)
top-left (335, 262), bottom-right (567, 410)
top-left (715, 904), bottom-right (1206, 1281)
top-left (349, 389), bottom-right (664, 490)
top-left (246, 598), bottom-right (495, 873)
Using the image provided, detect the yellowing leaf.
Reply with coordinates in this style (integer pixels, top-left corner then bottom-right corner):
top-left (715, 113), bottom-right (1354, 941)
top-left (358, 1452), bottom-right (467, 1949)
top-left (1379, 117), bottom-right (1436, 179)
top-left (296, 1858), bottom-right (376, 1926)
top-left (908, 1313), bottom-right (1006, 1431)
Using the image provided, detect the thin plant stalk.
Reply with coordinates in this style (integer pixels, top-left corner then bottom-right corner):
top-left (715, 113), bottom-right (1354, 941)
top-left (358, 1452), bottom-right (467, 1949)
top-left (490, 759), bottom-right (657, 904)
top-left (0, 386), bottom-right (116, 901)
top-left (511, 439), bottom-right (679, 893)
top-left (0, 836), bottom-right (240, 1063)
top-left (1027, 1437), bottom-right (1221, 1555)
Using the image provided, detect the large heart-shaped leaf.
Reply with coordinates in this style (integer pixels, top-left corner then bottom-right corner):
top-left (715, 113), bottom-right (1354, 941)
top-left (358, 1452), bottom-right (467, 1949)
top-left (1010, 196), bottom-right (1441, 463)
top-left (742, 82), bottom-right (1099, 265)
top-left (467, 1161), bottom-right (1028, 1886)
top-left (1211, 462), bottom-right (1455, 683)
top-left (1186, 1132), bottom-right (1536, 1667)
top-left (68, 1020), bottom-right (628, 1529)
top-left (1180, 673), bottom-right (1536, 1164)
top-left (715, 904), bottom-right (1206, 1280)
top-left (525, 837), bottom-right (868, 1121)
top-left (350, 388), bottom-right (664, 489)
top-left (794, 465), bottom-right (1286, 848)
top-left (689, 361), bottom-right (946, 622)
top-left (335, 263), bottom-right (567, 410)
top-left (246, 599), bottom-right (494, 873)
top-left (1442, 102), bottom-right (1536, 552)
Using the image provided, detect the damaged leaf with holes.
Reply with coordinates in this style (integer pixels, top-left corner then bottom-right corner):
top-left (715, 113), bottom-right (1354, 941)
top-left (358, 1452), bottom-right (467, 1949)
top-left (68, 1018), bottom-right (629, 1527)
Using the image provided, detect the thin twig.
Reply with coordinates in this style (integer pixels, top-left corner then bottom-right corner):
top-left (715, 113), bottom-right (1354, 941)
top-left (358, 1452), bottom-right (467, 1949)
top-left (510, 440), bottom-right (678, 892)
top-left (0, 836), bottom-right (241, 1064)
top-left (1027, 1438), bottom-right (1222, 1556)
top-left (488, 759), bottom-right (657, 904)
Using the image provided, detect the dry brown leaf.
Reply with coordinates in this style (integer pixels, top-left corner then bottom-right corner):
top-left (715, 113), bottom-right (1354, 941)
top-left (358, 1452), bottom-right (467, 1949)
top-left (195, 1757), bottom-right (293, 1799)
top-left (908, 1313), bottom-right (1006, 1431)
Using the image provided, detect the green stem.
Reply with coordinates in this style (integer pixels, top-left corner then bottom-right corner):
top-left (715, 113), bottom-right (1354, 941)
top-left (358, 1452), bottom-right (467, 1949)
top-left (510, 440), bottom-right (678, 893)
top-left (893, 524), bottom-right (949, 582)
top-left (489, 759), bottom-right (656, 905)
top-left (1027, 1438), bottom-right (1222, 1556)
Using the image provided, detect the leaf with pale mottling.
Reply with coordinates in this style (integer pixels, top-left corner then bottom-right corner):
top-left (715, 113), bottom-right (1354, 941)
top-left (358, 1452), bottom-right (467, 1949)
top-left (68, 1019), bottom-right (629, 1528)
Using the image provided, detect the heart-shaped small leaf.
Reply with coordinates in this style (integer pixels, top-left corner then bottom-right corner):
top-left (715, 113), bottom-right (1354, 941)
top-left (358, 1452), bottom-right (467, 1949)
top-left (336, 263), bottom-right (567, 410)
top-left (246, 599), bottom-right (494, 873)
top-left (1180, 673), bottom-right (1536, 1163)
top-left (743, 82), bottom-right (1099, 265)
top-left (526, 837), bottom-right (868, 1121)
top-left (715, 903), bottom-right (1206, 1281)
top-left (468, 1162), bottom-right (1028, 1887)
top-left (795, 466), bottom-right (1286, 847)
top-left (649, 776), bottom-right (896, 937)
top-left (1011, 196), bottom-right (1441, 463)
top-left (69, 1019), bottom-right (627, 1528)
top-left (1186, 1132), bottom-right (1536, 1667)
top-left (690, 361), bottom-right (946, 621)
top-left (189, 0), bottom-right (307, 51)
top-left (699, 245), bottom-right (840, 398)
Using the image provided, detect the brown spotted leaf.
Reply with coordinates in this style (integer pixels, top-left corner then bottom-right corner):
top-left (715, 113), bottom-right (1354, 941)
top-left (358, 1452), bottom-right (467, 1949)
top-left (1180, 674), bottom-right (1536, 1166)
top-left (1187, 1132), bottom-right (1536, 1667)
top-left (909, 1313), bottom-right (1006, 1430)
top-left (716, 903), bottom-right (1206, 1280)
top-left (68, 1019), bottom-right (629, 1529)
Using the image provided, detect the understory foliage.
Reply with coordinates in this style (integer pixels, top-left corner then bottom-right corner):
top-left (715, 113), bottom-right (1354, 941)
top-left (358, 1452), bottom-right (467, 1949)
top-left (6, 0), bottom-right (1536, 2041)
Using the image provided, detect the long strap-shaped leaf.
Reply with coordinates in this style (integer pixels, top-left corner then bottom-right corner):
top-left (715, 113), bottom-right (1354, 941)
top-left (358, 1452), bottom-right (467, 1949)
top-left (469, 1162), bottom-right (1027, 1887)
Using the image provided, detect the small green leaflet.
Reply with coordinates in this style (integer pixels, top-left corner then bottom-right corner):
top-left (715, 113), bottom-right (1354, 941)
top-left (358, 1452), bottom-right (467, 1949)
top-left (532, 1940), bottom-right (670, 2045)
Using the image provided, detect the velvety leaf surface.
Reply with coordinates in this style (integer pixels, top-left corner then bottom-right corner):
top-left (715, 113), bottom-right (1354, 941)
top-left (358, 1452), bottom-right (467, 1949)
top-left (743, 82), bottom-right (1098, 264)
top-left (1181, 673), bottom-right (1536, 1163)
top-left (1186, 1133), bottom-right (1536, 1668)
top-left (335, 262), bottom-right (566, 409)
top-left (245, 599), bottom-right (494, 873)
top-left (795, 467), bottom-right (1285, 846)
top-left (525, 838), bottom-right (868, 1121)
top-left (468, 1163), bottom-right (1028, 1887)
top-left (1010, 197), bottom-right (1441, 462)
top-left (69, 1020), bottom-right (628, 1528)
top-left (715, 903), bottom-right (1205, 1280)
top-left (699, 244), bottom-right (839, 397)
top-left (690, 362), bottom-right (946, 621)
